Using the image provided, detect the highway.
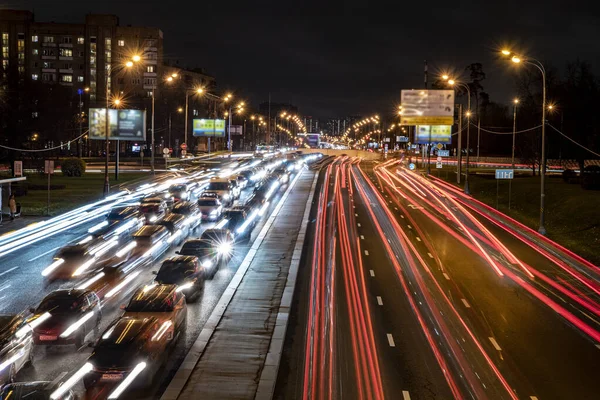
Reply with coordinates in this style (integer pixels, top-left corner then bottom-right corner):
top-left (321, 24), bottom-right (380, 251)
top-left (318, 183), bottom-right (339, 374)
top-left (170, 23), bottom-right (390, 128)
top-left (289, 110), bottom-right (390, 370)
top-left (0, 154), bottom-right (302, 399)
top-left (277, 156), bottom-right (600, 399)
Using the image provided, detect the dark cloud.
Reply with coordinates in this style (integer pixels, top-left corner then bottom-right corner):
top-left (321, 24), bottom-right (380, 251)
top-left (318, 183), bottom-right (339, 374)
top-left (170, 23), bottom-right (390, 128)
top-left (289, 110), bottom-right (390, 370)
top-left (10, 0), bottom-right (600, 118)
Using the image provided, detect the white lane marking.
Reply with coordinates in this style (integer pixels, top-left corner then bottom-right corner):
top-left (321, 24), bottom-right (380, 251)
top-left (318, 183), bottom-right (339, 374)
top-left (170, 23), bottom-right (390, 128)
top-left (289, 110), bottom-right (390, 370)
top-left (357, 223), bottom-right (361, 227)
top-left (530, 397), bottom-right (539, 400)
top-left (364, 250), bottom-right (370, 256)
top-left (443, 273), bottom-right (450, 280)
top-left (28, 246), bottom-right (60, 262)
top-left (489, 337), bottom-right (502, 351)
top-left (427, 252), bottom-right (434, 258)
top-left (387, 333), bottom-right (396, 347)
top-left (355, 213), bottom-right (358, 216)
top-left (360, 235), bottom-right (365, 240)
top-left (369, 270), bottom-right (375, 277)
top-left (403, 391), bottom-right (411, 400)
top-left (461, 298), bottom-right (471, 308)
top-left (394, 207), bottom-right (398, 210)
top-left (416, 237), bottom-right (421, 241)
top-left (376, 296), bottom-right (383, 306)
top-left (596, 344), bottom-right (600, 350)
top-left (353, 205), bottom-right (356, 209)
top-left (400, 215), bottom-right (405, 219)
top-left (0, 266), bottom-right (19, 277)
top-left (407, 225), bottom-right (412, 229)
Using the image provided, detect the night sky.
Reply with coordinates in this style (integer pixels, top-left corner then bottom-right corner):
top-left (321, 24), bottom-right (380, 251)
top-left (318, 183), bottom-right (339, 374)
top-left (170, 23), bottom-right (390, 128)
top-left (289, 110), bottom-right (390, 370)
top-left (8, 0), bottom-right (600, 119)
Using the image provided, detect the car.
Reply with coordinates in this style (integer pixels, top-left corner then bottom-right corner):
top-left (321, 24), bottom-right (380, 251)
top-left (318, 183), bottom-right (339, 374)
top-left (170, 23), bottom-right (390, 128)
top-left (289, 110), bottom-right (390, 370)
top-left (236, 174), bottom-right (249, 190)
top-left (272, 167), bottom-right (291, 184)
top-left (253, 176), bottom-right (280, 203)
top-left (197, 197), bottom-right (223, 221)
top-left (139, 197), bottom-right (168, 224)
top-left (94, 206), bottom-right (145, 240)
top-left (0, 314), bottom-right (34, 385)
top-left (29, 289), bottom-right (102, 349)
top-left (83, 315), bottom-right (177, 390)
top-left (223, 208), bottom-right (258, 241)
top-left (41, 244), bottom-right (93, 281)
top-left (171, 201), bottom-right (202, 230)
top-left (122, 284), bottom-right (187, 329)
top-left (228, 179), bottom-right (241, 199)
top-left (153, 257), bottom-right (205, 302)
top-left (178, 230), bottom-right (234, 278)
top-left (0, 381), bottom-right (76, 400)
top-left (202, 179), bottom-right (234, 205)
top-left (169, 183), bottom-right (197, 202)
top-left (156, 214), bottom-right (189, 246)
top-left (131, 225), bottom-right (171, 259)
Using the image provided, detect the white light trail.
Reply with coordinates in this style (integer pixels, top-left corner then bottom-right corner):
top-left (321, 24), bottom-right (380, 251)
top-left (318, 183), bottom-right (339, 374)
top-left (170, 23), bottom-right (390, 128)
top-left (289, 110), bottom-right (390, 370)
top-left (41, 258), bottom-right (65, 277)
top-left (88, 221), bottom-right (109, 233)
top-left (151, 321), bottom-right (172, 341)
top-left (105, 271), bottom-right (141, 298)
top-left (116, 241), bottom-right (137, 258)
top-left (50, 362), bottom-right (93, 400)
top-left (77, 272), bottom-right (105, 290)
top-left (60, 311), bottom-right (94, 338)
top-left (176, 282), bottom-right (194, 293)
top-left (72, 258), bottom-right (96, 277)
top-left (107, 362), bottom-right (147, 399)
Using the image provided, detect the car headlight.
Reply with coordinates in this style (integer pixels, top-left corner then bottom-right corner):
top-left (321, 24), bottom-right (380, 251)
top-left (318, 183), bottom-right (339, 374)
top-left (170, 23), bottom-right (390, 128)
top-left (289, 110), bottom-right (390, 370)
top-left (202, 259), bottom-right (213, 268)
top-left (217, 242), bottom-right (232, 255)
top-left (222, 194), bottom-right (231, 200)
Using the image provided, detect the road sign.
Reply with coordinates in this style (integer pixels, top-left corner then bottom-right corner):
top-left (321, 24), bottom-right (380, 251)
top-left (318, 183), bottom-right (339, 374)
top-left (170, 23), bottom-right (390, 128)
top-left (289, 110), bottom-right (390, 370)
top-left (408, 163), bottom-right (416, 170)
top-left (181, 150), bottom-right (187, 157)
top-left (495, 169), bottom-right (514, 179)
top-left (162, 148), bottom-right (170, 155)
top-left (436, 143), bottom-right (443, 150)
top-left (436, 156), bottom-right (442, 162)
top-left (397, 136), bottom-right (409, 142)
top-left (180, 143), bottom-right (187, 150)
top-left (436, 161), bottom-right (443, 169)
top-left (14, 161), bottom-right (23, 177)
top-left (438, 150), bottom-right (450, 157)
top-left (44, 160), bottom-right (54, 174)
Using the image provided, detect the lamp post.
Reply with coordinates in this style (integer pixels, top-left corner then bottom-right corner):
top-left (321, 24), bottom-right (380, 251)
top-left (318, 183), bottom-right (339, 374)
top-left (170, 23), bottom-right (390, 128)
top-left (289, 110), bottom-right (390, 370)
top-left (502, 50), bottom-right (547, 234)
top-left (103, 66), bottom-right (111, 196)
top-left (443, 76), bottom-right (472, 193)
top-left (509, 98), bottom-right (519, 209)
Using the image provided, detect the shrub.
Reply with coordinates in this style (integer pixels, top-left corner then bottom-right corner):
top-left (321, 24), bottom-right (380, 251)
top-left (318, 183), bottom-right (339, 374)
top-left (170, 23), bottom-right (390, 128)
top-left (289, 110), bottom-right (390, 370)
top-left (60, 158), bottom-right (86, 177)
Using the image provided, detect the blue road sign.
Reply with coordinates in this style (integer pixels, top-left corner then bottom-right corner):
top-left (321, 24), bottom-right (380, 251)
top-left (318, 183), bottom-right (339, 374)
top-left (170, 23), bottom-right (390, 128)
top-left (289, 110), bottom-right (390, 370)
top-left (495, 169), bottom-right (514, 179)
top-left (409, 163), bottom-right (416, 170)
top-left (438, 150), bottom-right (450, 157)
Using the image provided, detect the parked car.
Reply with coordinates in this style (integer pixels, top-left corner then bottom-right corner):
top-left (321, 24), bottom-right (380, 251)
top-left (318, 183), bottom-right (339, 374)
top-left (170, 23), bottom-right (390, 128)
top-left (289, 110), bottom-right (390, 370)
top-left (197, 198), bottom-right (223, 221)
top-left (0, 314), bottom-right (34, 385)
top-left (29, 289), bottom-right (102, 349)
top-left (153, 257), bottom-right (205, 302)
top-left (0, 381), bottom-right (75, 400)
top-left (171, 201), bottom-right (202, 230)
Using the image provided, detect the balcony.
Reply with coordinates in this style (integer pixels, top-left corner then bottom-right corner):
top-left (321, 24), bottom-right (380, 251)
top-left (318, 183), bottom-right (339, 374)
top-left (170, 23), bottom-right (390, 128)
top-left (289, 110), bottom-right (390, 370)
top-left (42, 42), bottom-right (57, 47)
top-left (59, 56), bottom-right (73, 61)
top-left (59, 81), bottom-right (73, 86)
top-left (42, 68), bottom-right (56, 73)
top-left (143, 72), bottom-right (157, 77)
top-left (41, 56), bottom-right (56, 60)
top-left (59, 43), bottom-right (73, 48)
top-left (59, 68), bottom-right (73, 73)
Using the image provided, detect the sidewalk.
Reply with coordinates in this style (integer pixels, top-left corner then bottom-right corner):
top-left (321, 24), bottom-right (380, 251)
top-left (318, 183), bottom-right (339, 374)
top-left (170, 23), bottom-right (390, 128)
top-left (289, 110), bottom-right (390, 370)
top-left (0, 214), bottom-right (47, 235)
top-left (161, 169), bottom-right (318, 400)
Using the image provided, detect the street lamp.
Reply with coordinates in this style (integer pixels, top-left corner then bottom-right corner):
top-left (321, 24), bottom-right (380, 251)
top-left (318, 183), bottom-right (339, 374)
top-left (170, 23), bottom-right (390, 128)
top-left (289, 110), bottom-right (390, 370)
top-left (501, 49), bottom-right (548, 234)
top-left (443, 75), bottom-right (472, 193)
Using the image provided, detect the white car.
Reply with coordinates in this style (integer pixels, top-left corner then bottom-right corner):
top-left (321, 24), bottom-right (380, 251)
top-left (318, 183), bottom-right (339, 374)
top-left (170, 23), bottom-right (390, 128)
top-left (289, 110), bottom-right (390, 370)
top-left (198, 197), bottom-right (223, 221)
top-left (0, 314), bottom-right (34, 385)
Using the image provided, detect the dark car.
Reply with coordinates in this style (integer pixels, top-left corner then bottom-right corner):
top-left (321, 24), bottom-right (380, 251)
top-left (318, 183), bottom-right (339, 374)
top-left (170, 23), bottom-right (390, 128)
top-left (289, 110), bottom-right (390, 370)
top-left (177, 231), bottom-right (233, 279)
top-left (132, 225), bottom-right (171, 259)
top-left (171, 201), bottom-right (202, 230)
top-left (223, 208), bottom-right (257, 240)
top-left (272, 167), bottom-right (291, 184)
top-left (153, 256), bottom-right (205, 302)
top-left (84, 315), bottom-right (179, 390)
top-left (29, 289), bottom-right (102, 349)
top-left (253, 176), bottom-right (280, 203)
top-left (0, 381), bottom-right (75, 400)
top-left (95, 206), bottom-right (144, 240)
top-left (0, 314), bottom-right (34, 385)
top-left (139, 197), bottom-right (168, 224)
top-left (156, 214), bottom-right (189, 245)
top-left (169, 183), bottom-right (198, 202)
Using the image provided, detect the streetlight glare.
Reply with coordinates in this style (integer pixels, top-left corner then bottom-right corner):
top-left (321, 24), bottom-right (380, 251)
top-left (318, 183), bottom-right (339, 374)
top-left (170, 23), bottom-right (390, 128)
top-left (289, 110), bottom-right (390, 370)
top-left (132, 55), bottom-right (141, 62)
top-left (196, 88), bottom-right (204, 94)
top-left (167, 76), bottom-right (173, 82)
top-left (448, 79), bottom-right (455, 85)
top-left (511, 56), bottom-right (521, 63)
top-left (171, 73), bottom-right (178, 78)
top-left (125, 61), bottom-right (134, 68)
top-left (441, 74), bottom-right (449, 80)
top-left (501, 49), bottom-right (511, 55)
top-left (514, 98), bottom-right (519, 104)
top-left (178, 107), bottom-right (183, 112)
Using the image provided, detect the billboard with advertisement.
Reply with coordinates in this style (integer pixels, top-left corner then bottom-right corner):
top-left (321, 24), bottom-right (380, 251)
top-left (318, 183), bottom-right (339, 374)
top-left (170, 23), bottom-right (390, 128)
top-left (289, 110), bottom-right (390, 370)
top-left (192, 119), bottom-right (226, 137)
top-left (400, 90), bottom-right (454, 126)
top-left (89, 109), bottom-right (146, 141)
top-left (298, 133), bottom-right (320, 148)
top-left (415, 125), bottom-right (452, 144)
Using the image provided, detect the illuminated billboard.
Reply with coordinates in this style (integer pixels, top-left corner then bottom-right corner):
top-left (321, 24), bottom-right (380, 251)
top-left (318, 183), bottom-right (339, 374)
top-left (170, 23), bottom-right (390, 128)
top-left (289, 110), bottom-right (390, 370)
top-left (400, 90), bottom-right (454, 125)
top-left (415, 125), bottom-right (452, 144)
top-left (89, 108), bottom-right (146, 141)
top-left (192, 119), bottom-right (226, 137)
top-left (298, 133), bottom-right (320, 148)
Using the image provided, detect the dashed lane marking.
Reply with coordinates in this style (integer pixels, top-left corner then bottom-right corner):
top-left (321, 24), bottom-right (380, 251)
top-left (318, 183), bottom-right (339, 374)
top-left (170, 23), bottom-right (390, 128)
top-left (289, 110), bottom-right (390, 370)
top-left (416, 237), bottom-right (421, 241)
top-left (369, 270), bottom-right (375, 277)
top-left (376, 296), bottom-right (383, 306)
top-left (403, 391), bottom-right (411, 400)
top-left (364, 250), bottom-right (369, 256)
top-left (387, 333), bottom-right (396, 347)
top-left (427, 252), bottom-right (434, 258)
top-left (461, 299), bottom-right (471, 308)
top-left (407, 225), bottom-right (412, 229)
top-left (443, 273), bottom-right (450, 280)
top-left (360, 235), bottom-right (365, 240)
top-left (489, 337), bottom-right (502, 351)
top-left (0, 266), bottom-right (19, 277)
top-left (357, 223), bottom-right (361, 227)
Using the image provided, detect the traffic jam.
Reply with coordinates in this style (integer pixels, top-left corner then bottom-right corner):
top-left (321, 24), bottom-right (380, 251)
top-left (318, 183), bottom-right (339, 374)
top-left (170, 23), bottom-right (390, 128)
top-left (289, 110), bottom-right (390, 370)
top-left (0, 151), bottom-right (319, 400)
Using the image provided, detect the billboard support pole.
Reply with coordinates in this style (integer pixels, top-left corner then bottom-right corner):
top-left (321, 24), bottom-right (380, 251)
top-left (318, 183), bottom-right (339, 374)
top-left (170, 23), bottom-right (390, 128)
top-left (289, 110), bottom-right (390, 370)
top-left (103, 70), bottom-right (110, 197)
top-left (457, 104), bottom-right (462, 184)
top-left (151, 85), bottom-right (155, 174)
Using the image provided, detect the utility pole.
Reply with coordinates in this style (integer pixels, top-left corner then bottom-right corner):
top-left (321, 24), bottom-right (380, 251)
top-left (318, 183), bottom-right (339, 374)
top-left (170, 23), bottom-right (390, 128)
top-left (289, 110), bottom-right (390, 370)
top-left (457, 104), bottom-right (462, 184)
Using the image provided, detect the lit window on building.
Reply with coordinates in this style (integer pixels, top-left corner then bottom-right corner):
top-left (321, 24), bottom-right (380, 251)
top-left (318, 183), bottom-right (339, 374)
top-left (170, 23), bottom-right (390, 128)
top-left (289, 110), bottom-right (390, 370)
top-left (60, 48), bottom-right (73, 57)
top-left (43, 36), bottom-right (55, 43)
top-left (118, 39), bottom-right (125, 47)
top-left (193, 109), bottom-right (199, 116)
top-left (147, 91), bottom-right (153, 97)
top-left (77, 37), bottom-right (84, 44)
top-left (32, 49), bottom-right (38, 55)
top-left (61, 75), bottom-right (73, 82)
top-left (32, 35), bottom-right (39, 42)
top-left (3, 46), bottom-right (9, 58)
top-left (146, 65), bottom-right (155, 73)
top-left (77, 76), bottom-right (83, 82)
top-left (32, 74), bottom-right (39, 80)
top-left (62, 37), bottom-right (72, 44)
top-left (32, 112), bottom-right (39, 118)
